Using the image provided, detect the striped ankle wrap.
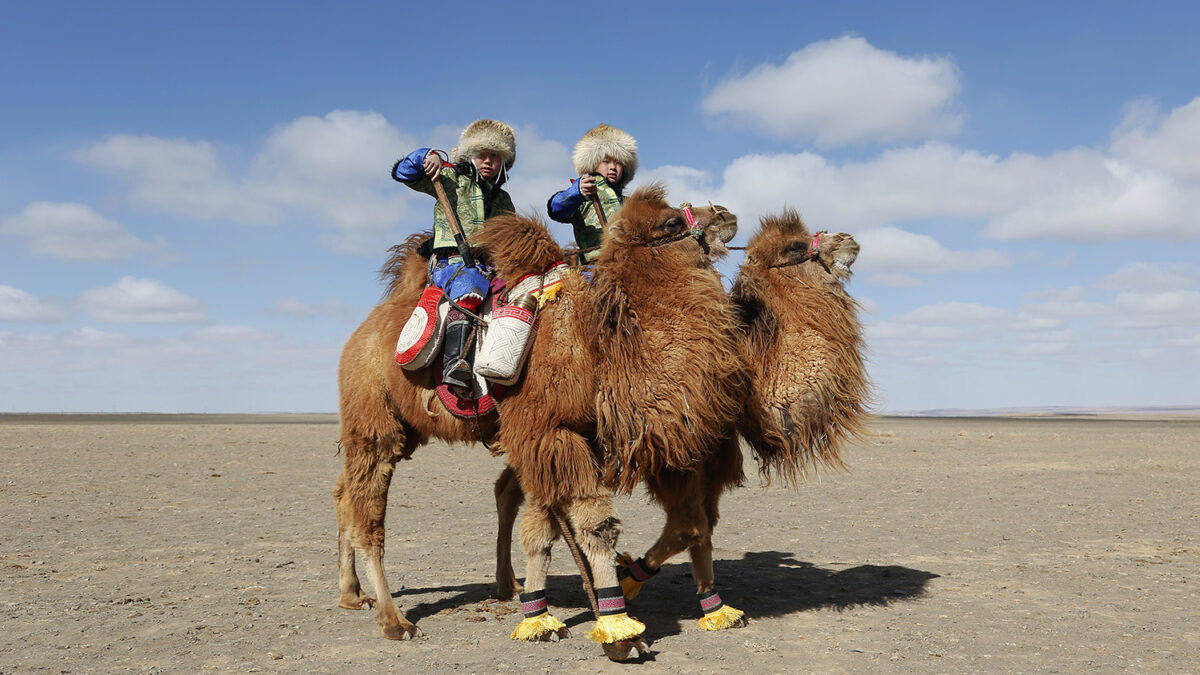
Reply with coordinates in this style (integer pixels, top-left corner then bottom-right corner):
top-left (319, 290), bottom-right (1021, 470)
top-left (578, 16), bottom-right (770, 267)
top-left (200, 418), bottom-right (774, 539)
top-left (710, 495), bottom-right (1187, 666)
top-left (622, 556), bottom-right (658, 583)
top-left (699, 589), bottom-right (725, 614)
top-left (596, 586), bottom-right (627, 616)
top-left (519, 590), bottom-right (549, 618)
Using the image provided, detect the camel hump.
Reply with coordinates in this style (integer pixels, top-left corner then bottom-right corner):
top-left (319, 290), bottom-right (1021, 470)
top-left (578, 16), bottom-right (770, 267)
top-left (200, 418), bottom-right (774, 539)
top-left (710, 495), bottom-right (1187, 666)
top-left (474, 212), bottom-right (565, 284)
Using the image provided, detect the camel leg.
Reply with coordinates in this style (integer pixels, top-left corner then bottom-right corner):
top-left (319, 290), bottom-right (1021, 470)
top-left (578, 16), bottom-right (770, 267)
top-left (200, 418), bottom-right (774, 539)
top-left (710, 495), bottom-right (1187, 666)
top-left (633, 446), bottom-right (746, 631)
top-left (509, 504), bottom-right (570, 642)
top-left (494, 465), bottom-right (524, 600)
top-left (333, 434), bottom-right (423, 640)
top-left (561, 495), bottom-right (650, 659)
top-left (334, 471), bottom-right (371, 610)
top-left (684, 476), bottom-right (746, 630)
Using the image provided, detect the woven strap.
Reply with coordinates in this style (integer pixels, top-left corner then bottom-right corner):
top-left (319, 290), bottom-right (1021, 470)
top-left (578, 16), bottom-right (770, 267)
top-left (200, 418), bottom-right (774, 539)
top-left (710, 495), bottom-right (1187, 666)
top-left (519, 590), bottom-right (549, 617)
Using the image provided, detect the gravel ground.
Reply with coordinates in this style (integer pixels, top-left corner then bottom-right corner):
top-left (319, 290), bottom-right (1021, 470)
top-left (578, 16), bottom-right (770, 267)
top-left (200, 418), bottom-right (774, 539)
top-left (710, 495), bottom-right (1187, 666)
top-left (1, 414), bottom-right (1196, 673)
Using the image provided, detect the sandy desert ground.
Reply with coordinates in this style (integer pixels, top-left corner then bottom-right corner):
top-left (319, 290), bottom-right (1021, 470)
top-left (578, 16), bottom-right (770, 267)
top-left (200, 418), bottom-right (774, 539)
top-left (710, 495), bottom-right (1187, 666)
top-left (1, 414), bottom-right (1196, 673)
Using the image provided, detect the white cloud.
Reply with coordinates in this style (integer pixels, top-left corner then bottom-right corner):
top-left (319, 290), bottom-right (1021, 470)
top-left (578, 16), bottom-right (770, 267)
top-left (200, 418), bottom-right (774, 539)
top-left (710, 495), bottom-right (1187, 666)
top-left (503, 124), bottom-right (572, 224)
top-left (62, 327), bottom-right (129, 348)
top-left (73, 111), bottom-right (420, 253)
top-left (649, 96), bottom-right (1200, 248)
top-left (1166, 334), bottom-right (1200, 347)
top-left (1, 202), bottom-right (159, 262)
top-left (248, 109), bottom-right (415, 246)
top-left (0, 326), bottom-right (341, 412)
top-left (189, 324), bottom-right (275, 343)
top-left (702, 36), bottom-right (963, 147)
top-left (1020, 287), bottom-right (1110, 321)
top-left (1111, 98), bottom-right (1200, 183)
top-left (0, 285), bottom-right (67, 322)
top-left (77, 276), bottom-right (207, 324)
top-left (1098, 261), bottom-right (1200, 292)
top-left (855, 226), bottom-right (1009, 276)
top-left (897, 301), bottom-right (1010, 325)
top-left (70, 113), bottom-right (579, 256)
top-left (1111, 289), bottom-right (1200, 329)
top-left (74, 134), bottom-right (280, 224)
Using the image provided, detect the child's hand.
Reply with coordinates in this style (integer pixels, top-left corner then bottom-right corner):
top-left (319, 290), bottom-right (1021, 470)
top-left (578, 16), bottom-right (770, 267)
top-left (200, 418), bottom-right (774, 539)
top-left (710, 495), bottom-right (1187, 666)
top-left (579, 175), bottom-right (597, 198)
top-left (423, 151), bottom-right (442, 178)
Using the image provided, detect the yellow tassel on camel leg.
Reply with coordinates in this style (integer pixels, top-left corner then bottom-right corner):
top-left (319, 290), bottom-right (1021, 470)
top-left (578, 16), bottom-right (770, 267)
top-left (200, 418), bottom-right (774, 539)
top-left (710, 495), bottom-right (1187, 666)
top-left (587, 613), bottom-right (646, 644)
top-left (511, 590), bottom-right (568, 641)
top-left (511, 613), bottom-right (568, 641)
top-left (697, 590), bottom-right (746, 630)
top-left (698, 604), bottom-right (746, 630)
top-left (586, 585), bottom-right (646, 643)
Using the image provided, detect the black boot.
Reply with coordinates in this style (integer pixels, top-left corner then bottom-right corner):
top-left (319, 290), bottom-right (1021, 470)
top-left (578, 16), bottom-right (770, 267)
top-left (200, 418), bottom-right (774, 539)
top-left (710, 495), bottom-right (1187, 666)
top-left (441, 316), bottom-right (474, 395)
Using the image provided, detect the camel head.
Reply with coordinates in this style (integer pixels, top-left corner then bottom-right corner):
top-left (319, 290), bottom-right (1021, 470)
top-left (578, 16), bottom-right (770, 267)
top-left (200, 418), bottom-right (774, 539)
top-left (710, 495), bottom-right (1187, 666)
top-left (473, 212), bottom-right (565, 285)
top-left (685, 203), bottom-right (738, 258)
top-left (743, 209), bottom-right (858, 284)
top-left (602, 184), bottom-right (737, 267)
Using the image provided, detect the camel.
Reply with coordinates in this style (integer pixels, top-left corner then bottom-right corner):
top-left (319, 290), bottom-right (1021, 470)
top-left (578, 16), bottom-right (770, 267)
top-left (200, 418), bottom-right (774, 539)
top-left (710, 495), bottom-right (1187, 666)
top-left (492, 208), bottom-right (871, 631)
top-left (334, 185), bottom-right (739, 658)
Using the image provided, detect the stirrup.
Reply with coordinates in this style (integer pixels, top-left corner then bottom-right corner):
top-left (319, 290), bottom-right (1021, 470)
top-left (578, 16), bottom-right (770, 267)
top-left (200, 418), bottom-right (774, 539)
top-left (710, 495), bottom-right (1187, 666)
top-left (443, 359), bottom-right (474, 394)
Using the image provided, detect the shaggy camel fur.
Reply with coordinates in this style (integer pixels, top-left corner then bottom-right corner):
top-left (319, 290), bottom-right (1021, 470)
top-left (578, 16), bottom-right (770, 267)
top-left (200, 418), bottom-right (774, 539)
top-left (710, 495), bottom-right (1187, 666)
top-left (493, 210), bottom-right (870, 630)
top-left (733, 210), bottom-right (870, 483)
top-left (334, 186), bottom-right (736, 656)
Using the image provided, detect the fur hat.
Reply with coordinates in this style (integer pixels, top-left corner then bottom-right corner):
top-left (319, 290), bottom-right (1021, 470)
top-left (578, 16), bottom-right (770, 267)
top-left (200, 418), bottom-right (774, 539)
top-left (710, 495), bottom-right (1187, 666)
top-left (572, 124), bottom-right (638, 183)
top-left (451, 119), bottom-right (516, 169)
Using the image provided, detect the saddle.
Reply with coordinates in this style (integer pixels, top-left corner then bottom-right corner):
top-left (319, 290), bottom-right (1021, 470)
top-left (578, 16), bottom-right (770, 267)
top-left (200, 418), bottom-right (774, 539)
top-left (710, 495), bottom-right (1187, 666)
top-left (394, 262), bottom-right (569, 419)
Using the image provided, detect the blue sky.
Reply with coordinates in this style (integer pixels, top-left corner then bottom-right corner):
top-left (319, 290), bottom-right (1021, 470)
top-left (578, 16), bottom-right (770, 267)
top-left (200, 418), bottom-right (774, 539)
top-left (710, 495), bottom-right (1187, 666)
top-left (3, 2), bottom-right (1199, 413)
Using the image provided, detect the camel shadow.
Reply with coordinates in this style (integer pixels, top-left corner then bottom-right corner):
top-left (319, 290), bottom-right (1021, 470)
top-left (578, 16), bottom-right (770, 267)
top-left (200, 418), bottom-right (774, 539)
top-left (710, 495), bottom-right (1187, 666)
top-left (623, 551), bottom-right (938, 641)
top-left (394, 550), bottom-right (937, 639)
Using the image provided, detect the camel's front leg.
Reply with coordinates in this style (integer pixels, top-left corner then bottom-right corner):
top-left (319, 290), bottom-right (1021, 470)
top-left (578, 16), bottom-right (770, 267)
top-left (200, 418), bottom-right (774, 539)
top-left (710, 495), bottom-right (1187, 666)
top-left (629, 459), bottom-right (746, 631)
top-left (494, 465), bottom-right (524, 600)
top-left (561, 495), bottom-right (649, 660)
top-left (333, 440), bottom-right (423, 641)
top-left (510, 504), bottom-right (570, 642)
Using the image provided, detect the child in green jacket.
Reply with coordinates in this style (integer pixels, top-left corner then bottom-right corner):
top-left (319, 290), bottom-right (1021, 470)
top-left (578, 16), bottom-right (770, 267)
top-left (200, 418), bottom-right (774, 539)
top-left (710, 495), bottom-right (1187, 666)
top-left (392, 119), bottom-right (517, 391)
top-left (546, 124), bottom-right (638, 263)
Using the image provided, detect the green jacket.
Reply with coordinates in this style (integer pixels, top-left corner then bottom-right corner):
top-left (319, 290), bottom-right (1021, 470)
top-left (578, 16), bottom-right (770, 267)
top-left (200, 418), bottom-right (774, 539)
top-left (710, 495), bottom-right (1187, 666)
top-left (547, 174), bottom-right (624, 262)
top-left (393, 149), bottom-right (515, 250)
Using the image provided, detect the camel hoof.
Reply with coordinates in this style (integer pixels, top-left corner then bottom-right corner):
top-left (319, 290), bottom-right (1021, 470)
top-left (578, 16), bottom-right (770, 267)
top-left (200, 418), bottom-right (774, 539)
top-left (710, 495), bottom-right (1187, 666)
top-left (339, 594), bottom-right (374, 610)
top-left (382, 623), bottom-right (423, 641)
top-left (536, 626), bottom-right (570, 642)
top-left (602, 636), bottom-right (650, 661)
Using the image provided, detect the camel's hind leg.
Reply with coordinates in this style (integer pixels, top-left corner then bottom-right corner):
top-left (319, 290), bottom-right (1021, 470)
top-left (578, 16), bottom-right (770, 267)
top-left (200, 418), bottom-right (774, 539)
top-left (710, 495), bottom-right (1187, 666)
top-left (333, 431), bottom-right (423, 640)
top-left (494, 465), bottom-right (525, 600)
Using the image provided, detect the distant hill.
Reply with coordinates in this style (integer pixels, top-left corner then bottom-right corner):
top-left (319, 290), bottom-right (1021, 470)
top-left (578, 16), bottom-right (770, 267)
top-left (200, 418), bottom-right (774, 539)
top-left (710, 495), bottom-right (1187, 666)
top-left (889, 405), bottom-right (1200, 418)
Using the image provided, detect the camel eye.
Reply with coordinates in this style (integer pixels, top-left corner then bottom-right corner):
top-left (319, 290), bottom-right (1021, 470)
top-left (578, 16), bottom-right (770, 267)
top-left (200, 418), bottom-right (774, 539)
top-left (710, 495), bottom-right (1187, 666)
top-left (784, 240), bottom-right (808, 257)
top-left (662, 217), bottom-right (685, 234)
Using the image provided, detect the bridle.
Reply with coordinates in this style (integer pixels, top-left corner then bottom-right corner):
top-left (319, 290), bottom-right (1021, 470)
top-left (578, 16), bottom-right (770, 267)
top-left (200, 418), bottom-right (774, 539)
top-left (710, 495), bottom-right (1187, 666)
top-left (766, 231), bottom-right (831, 272)
top-left (644, 204), bottom-right (710, 254)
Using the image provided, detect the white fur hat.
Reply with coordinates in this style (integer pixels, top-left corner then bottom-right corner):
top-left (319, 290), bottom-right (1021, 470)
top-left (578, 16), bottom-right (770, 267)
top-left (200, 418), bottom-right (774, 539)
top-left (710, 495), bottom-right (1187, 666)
top-left (572, 124), bottom-right (638, 182)
top-left (451, 119), bottom-right (517, 169)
